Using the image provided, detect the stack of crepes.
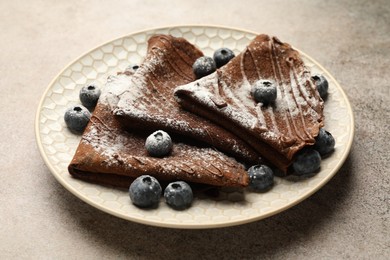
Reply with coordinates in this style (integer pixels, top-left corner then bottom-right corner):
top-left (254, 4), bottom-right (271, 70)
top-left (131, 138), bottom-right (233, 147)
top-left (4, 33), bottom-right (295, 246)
top-left (68, 33), bottom-right (324, 189)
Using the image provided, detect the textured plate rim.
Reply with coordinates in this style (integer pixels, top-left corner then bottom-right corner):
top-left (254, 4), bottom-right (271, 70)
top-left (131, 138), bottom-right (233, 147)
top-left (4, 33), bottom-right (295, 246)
top-left (35, 24), bottom-right (355, 229)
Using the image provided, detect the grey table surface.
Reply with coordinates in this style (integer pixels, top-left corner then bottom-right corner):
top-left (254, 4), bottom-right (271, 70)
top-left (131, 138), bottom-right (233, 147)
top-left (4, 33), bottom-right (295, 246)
top-left (1, 0), bottom-right (389, 259)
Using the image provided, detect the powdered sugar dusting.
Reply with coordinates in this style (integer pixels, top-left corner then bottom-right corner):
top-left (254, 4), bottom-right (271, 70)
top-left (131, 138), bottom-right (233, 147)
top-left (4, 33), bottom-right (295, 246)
top-left (99, 74), bottom-right (133, 109)
top-left (221, 80), bottom-right (259, 130)
top-left (114, 75), bottom-right (150, 111)
top-left (175, 75), bottom-right (215, 107)
top-left (82, 118), bottom-right (138, 168)
top-left (176, 75), bottom-right (258, 130)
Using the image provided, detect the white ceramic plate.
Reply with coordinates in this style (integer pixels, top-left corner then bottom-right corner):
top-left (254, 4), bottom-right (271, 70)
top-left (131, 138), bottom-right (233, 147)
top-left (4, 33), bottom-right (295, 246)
top-left (35, 25), bottom-right (354, 229)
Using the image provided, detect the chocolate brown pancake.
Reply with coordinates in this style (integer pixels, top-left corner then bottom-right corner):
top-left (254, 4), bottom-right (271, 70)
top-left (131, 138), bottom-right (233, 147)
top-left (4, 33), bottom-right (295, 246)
top-left (68, 74), bottom-right (249, 188)
top-left (174, 34), bottom-right (325, 173)
top-left (114, 34), bottom-right (259, 164)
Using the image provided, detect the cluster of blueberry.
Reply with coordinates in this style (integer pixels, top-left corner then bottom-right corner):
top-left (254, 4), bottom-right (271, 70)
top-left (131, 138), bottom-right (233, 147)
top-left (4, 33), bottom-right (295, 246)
top-left (292, 128), bottom-right (335, 176)
top-left (192, 48), bottom-right (235, 79)
top-left (247, 124), bottom-right (335, 191)
top-left (64, 84), bottom-right (101, 134)
top-left (130, 175), bottom-right (193, 210)
top-left (138, 130), bottom-right (194, 209)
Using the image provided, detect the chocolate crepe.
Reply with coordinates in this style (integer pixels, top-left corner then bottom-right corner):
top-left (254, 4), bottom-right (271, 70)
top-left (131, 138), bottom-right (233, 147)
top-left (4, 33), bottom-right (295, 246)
top-left (174, 34), bottom-right (325, 173)
top-left (114, 34), bottom-right (260, 164)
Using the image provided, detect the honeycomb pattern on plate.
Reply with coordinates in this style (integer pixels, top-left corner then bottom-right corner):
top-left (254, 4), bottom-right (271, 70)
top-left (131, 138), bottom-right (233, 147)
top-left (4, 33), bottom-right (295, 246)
top-left (36, 26), bottom-right (354, 228)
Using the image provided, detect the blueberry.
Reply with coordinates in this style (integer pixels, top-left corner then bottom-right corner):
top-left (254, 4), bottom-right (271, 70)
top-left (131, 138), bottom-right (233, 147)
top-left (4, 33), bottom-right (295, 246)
top-left (192, 56), bottom-right (216, 79)
top-left (292, 148), bottom-right (321, 176)
top-left (252, 80), bottom-right (277, 105)
top-left (247, 164), bottom-right (274, 192)
top-left (213, 48), bottom-right (235, 68)
top-left (164, 181), bottom-right (193, 210)
top-left (129, 175), bottom-right (162, 208)
top-left (79, 84), bottom-right (101, 109)
top-left (312, 74), bottom-right (329, 100)
top-left (64, 105), bottom-right (91, 134)
top-left (145, 130), bottom-right (173, 157)
top-left (314, 128), bottom-right (335, 155)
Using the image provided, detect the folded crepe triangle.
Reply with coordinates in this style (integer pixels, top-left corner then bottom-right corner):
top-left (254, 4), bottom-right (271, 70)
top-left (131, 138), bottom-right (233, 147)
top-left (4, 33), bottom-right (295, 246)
top-left (114, 34), bottom-right (259, 164)
top-left (68, 36), bottom-right (251, 188)
top-left (174, 34), bottom-right (325, 173)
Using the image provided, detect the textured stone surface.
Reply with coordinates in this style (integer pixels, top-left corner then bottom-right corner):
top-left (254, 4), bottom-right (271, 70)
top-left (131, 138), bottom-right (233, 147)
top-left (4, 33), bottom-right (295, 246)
top-left (0, 0), bottom-right (389, 259)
